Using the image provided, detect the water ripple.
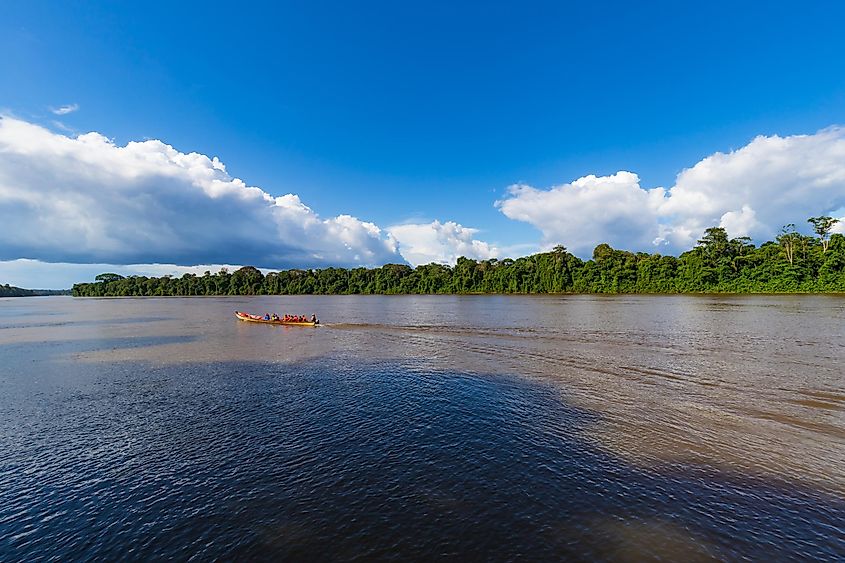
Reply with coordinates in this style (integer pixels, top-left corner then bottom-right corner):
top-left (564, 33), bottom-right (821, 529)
top-left (1, 295), bottom-right (844, 560)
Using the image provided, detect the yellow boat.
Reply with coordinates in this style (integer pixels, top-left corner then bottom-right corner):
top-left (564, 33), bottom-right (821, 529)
top-left (235, 311), bottom-right (317, 326)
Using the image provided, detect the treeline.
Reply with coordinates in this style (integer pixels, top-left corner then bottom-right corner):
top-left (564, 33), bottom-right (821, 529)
top-left (1, 284), bottom-right (70, 297)
top-left (72, 220), bottom-right (845, 297)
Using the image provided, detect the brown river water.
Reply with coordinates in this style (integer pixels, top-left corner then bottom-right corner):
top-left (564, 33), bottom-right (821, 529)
top-left (1, 295), bottom-right (843, 560)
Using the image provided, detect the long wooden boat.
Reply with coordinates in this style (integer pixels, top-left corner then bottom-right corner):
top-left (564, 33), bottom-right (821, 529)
top-left (235, 311), bottom-right (317, 326)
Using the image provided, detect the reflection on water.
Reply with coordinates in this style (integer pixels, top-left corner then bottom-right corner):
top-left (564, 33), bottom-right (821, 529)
top-left (0, 295), bottom-right (843, 560)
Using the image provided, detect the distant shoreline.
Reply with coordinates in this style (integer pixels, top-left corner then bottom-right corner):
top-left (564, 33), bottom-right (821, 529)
top-left (0, 286), bottom-right (70, 297)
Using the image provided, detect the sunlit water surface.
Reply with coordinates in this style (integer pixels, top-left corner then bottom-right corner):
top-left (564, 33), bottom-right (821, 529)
top-left (1, 295), bottom-right (843, 560)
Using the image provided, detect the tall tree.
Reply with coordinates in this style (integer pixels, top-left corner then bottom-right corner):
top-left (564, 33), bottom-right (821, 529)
top-left (729, 236), bottom-right (754, 272)
top-left (807, 216), bottom-right (840, 253)
top-left (777, 224), bottom-right (800, 265)
top-left (696, 227), bottom-right (730, 262)
top-left (95, 273), bottom-right (125, 283)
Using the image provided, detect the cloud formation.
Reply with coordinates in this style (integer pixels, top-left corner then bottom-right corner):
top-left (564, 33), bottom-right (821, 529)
top-left (498, 128), bottom-right (845, 256)
top-left (50, 104), bottom-right (79, 115)
top-left (5, 114), bottom-right (843, 287)
top-left (388, 220), bottom-right (499, 266)
top-left (0, 116), bottom-right (404, 269)
top-left (498, 172), bottom-right (665, 255)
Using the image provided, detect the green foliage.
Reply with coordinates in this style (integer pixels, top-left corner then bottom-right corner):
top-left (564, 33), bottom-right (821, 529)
top-left (72, 220), bottom-right (845, 297)
top-left (95, 273), bottom-right (125, 283)
top-left (1, 283), bottom-right (37, 297)
top-left (808, 216), bottom-right (840, 252)
top-left (777, 224), bottom-right (801, 265)
top-left (0, 283), bottom-right (70, 297)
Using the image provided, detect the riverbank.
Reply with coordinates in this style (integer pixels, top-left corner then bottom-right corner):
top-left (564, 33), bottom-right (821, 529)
top-left (71, 234), bottom-right (845, 297)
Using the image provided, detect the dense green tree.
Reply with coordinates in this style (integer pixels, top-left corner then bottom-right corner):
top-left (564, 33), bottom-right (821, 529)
top-left (808, 216), bottom-right (840, 253)
top-left (72, 216), bottom-right (845, 297)
top-left (95, 273), bottom-right (125, 283)
top-left (697, 227), bottom-right (730, 262)
top-left (1, 284), bottom-right (69, 297)
top-left (230, 266), bottom-right (264, 295)
top-left (777, 224), bottom-right (800, 265)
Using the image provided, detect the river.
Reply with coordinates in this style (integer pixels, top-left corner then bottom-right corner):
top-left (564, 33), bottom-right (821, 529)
top-left (1, 295), bottom-right (843, 560)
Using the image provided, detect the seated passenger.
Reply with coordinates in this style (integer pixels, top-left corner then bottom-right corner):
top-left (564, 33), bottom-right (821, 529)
top-left (263, 313), bottom-right (270, 321)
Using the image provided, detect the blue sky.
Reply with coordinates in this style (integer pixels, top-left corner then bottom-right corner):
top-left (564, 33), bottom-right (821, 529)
top-left (2, 1), bottom-right (845, 287)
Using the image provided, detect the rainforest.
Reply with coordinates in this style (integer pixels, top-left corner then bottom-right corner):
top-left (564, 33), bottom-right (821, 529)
top-left (70, 220), bottom-right (845, 297)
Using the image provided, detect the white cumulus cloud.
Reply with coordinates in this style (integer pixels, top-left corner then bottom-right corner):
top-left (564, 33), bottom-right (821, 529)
top-left (497, 128), bottom-right (845, 256)
top-left (0, 116), bottom-right (402, 269)
top-left (388, 220), bottom-right (499, 266)
top-left (660, 128), bottom-right (845, 249)
top-left (497, 171), bottom-right (666, 256)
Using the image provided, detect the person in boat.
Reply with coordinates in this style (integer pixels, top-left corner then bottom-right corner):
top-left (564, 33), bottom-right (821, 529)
top-left (263, 313), bottom-right (270, 321)
top-left (271, 313), bottom-right (279, 321)
top-left (310, 314), bottom-right (318, 324)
